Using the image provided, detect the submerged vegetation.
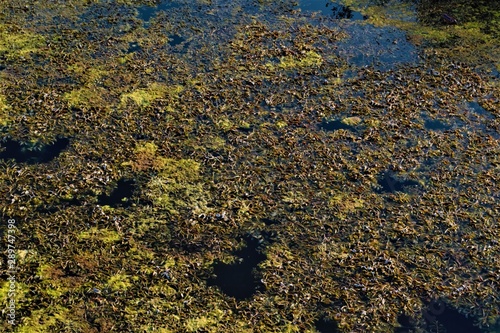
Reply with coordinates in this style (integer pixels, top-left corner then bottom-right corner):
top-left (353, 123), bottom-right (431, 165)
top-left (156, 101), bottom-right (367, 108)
top-left (0, 0), bottom-right (499, 332)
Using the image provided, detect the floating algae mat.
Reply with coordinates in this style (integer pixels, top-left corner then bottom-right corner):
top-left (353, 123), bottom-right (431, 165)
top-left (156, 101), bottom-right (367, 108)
top-left (0, 0), bottom-right (500, 332)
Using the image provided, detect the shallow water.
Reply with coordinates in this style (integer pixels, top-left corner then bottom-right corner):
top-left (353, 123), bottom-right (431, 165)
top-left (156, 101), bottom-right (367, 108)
top-left (0, 0), bottom-right (499, 332)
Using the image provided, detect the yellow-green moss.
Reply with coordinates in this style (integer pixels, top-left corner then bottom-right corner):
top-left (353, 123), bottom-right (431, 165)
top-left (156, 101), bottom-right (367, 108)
top-left (0, 94), bottom-right (11, 127)
top-left (123, 141), bottom-right (163, 171)
top-left (207, 135), bottom-right (226, 150)
top-left (146, 175), bottom-right (208, 214)
top-left (275, 120), bottom-right (288, 129)
top-left (64, 86), bottom-right (107, 109)
top-left (184, 308), bottom-right (225, 332)
top-left (158, 158), bottom-right (201, 182)
top-left (341, 116), bottom-right (362, 126)
top-left (120, 83), bottom-right (183, 108)
top-left (67, 63), bottom-right (108, 84)
top-left (77, 227), bottom-right (121, 244)
top-left (0, 281), bottom-right (29, 305)
top-left (328, 193), bottom-right (364, 219)
top-left (216, 117), bottom-right (234, 131)
top-left (0, 25), bottom-right (45, 59)
top-left (274, 50), bottom-right (323, 69)
top-left (16, 305), bottom-right (91, 333)
top-left (107, 273), bottom-right (132, 291)
top-left (145, 158), bottom-right (210, 215)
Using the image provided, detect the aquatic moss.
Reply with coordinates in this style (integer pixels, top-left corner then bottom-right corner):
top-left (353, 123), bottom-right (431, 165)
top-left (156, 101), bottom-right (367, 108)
top-left (184, 308), bottom-right (225, 332)
top-left (0, 25), bottom-right (45, 60)
top-left (146, 173), bottom-right (208, 215)
top-left (216, 117), bottom-right (234, 132)
top-left (16, 305), bottom-right (91, 333)
top-left (77, 227), bottom-right (121, 244)
top-left (275, 120), bottom-right (287, 129)
top-left (64, 86), bottom-right (108, 109)
top-left (0, 94), bottom-right (11, 127)
top-left (0, 281), bottom-right (28, 305)
top-left (139, 156), bottom-right (210, 215)
top-left (120, 83), bottom-right (184, 108)
top-left (1, 0), bottom-right (499, 332)
top-left (328, 193), bottom-right (364, 219)
top-left (107, 273), bottom-right (132, 291)
top-left (341, 116), bottom-right (362, 126)
top-left (275, 50), bottom-right (323, 69)
top-left (125, 141), bottom-right (161, 172)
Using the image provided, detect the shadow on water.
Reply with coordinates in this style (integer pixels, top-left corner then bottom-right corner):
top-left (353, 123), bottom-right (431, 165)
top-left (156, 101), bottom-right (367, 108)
top-left (207, 234), bottom-right (266, 301)
top-left (299, 0), bottom-right (365, 20)
top-left (97, 178), bottom-right (136, 208)
top-left (0, 137), bottom-right (70, 164)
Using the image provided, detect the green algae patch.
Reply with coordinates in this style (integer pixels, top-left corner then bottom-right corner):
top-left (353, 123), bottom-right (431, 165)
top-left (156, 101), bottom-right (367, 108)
top-left (216, 117), bottom-right (235, 132)
top-left (145, 158), bottom-right (209, 215)
top-left (77, 227), bottom-right (121, 244)
top-left (0, 281), bottom-right (29, 305)
top-left (0, 94), bottom-right (11, 127)
top-left (328, 193), bottom-right (365, 219)
top-left (125, 141), bottom-right (210, 214)
top-left (341, 116), bottom-right (362, 126)
top-left (124, 141), bottom-right (163, 172)
top-left (120, 83), bottom-right (184, 108)
top-left (274, 50), bottom-right (323, 69)
top-left (275, 120), bottom-right (288, 129)
top-left (184, 306), bottom-right (226, 332)
top-left (107, 273), bottom-right (132, 291)
top-left (0, 25), bottom-right (45, 60)
top-left (15, 305), bottom-right (91, 333)
top-left (64, 86), bottom-right (108, 109)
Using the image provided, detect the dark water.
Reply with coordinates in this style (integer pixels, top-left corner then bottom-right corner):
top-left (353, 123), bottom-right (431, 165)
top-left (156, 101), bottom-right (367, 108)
top-left (424, 119), bottom-right (452, 131)
top-left (319, 119), bottom-right (356, 131)
top-left (315, 316), bottom-right (340, 333)
top-left (137, 0), bottom-right (182, 24)
top-left (131, 0), bottom-right (417, 71)
top-left (97, 178), bottom-right (136, 208)
top-left (336, 24), bottom-right (419, 70)
top-left (395, 300), bottom-right (484, 333)
top-left (376, 171), bottom-right (419, 194)
top-left (127, 41), bottom-right (142, 54)
top-left (0, 137), bottom-right (69, 164)
top-left (207, 235), bottom-right (266, 300)
top-left (299, 0), bottom-right (365, 20)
